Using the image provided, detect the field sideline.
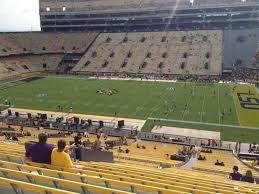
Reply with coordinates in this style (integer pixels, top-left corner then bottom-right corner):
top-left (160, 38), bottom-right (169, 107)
top-left (0, 75), bottom-right (258, 143)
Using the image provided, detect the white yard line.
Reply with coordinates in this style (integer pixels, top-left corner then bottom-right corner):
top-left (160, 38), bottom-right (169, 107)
top-left (133, 106), bottom-right (145, 116)
top-left (182, 85), bottom-right (193, 120)
top-left (217, 85), bottom-right (221, 124)
top-left (147, 86), bottom-right (170, 118)
top-left (230, 88), bottom-right (241, 126)
top-left (200, 92), bottom-right (206, 122)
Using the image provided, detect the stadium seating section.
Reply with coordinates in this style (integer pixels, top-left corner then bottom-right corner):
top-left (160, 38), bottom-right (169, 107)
top-left (73, 30), bottom-right (223, 76)
top-left (0, 126), bottom-right (258, 193)
top-left (193, 149), bottom-right (259, 177)
top-left (0, 30), bottom-right (223, 81)
top-left (0, 32), bottom-right (97, 80)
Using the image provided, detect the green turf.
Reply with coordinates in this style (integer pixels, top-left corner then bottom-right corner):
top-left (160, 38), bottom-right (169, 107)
top-left (0, 75), bottom-right (258, 143)
top-left (142, 119), bottom-right (259, 143)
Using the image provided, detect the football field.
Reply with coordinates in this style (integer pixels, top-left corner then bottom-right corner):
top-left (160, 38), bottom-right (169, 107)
top-left (0, 75), bottom-right (258, 142)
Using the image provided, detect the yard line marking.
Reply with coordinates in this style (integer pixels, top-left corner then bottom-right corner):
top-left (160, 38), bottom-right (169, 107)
top-left (200, 91), bottom-right (206, 122)
top-left (147, 84), bottom-right (169, 118)
top-left (147, 117), bottom-right (259, 130)
top-left (182, 85), bottom-right (193, 120)
top-left (217, 85), bottom-right (221, 124)
top-left (107, 105), bottom-right (117, 108)
top-left (133, 106), bottom-right (146, 117)
top-left (230, 87), bottom-right (241, 126)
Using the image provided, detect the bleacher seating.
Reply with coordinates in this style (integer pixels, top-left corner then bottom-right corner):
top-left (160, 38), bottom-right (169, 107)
top-left (0, 176), bottom-right (77, 194)
top-left (0, 129), bottom-right (183, 167)
top-left (0, 32), bottom-right (97, 56)
top-left (0, 152), bottom-right (258, 193)
top-left (193, 149), bottom-right (259, 177)
top-left (0, 32), bottom-right (98, 80)
top-left (73, 30), bottom-right (223, 76)
top-left (0, 126), bottom-right (258, 194)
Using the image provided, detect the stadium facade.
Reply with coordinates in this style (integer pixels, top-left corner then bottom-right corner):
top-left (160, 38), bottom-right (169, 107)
top-left (39, 0), bottom-right (259, 71)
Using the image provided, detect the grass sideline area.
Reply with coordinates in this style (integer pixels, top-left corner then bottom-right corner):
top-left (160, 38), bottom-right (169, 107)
top-left (142, 119), bottom-right (259, 143)
top-left (0, 75), bottom-right (258, 143)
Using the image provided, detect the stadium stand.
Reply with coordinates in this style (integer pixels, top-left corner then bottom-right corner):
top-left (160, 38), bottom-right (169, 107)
top-left (73, 30), bottom-right (223, 76)
top-left (0, 177), bottom-right (77, 194)
top-left (0, 32), bottom-right (98, 80)
top-left (0, 130), bottom-right (183, 167)
top-left (0, 54), bottom-right (64, 72)
top-left (0, 142), bottom-right (258, 193)
top-left (0, 32), bottom-right (97, 56)
top-left (193, 149), bottom-right (259, 177)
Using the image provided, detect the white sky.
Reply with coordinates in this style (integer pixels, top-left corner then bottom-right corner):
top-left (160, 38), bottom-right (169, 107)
top-left (0, 0), bottom-right (41, 32)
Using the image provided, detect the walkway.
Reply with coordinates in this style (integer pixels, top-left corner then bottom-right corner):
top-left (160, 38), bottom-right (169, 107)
top-left (180, 157), bottom-right (198, 169)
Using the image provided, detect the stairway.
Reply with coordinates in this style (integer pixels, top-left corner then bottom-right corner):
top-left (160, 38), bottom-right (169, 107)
top-left (180, 157), bottom-right (198, 169)
top-left (56, 53), bottom-right (84, 73)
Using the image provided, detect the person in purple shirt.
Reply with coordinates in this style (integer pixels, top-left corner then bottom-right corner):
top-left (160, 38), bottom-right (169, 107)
top-left (241, 170), bottom-right (255, 183)
top-left (26, 133), bottom-right (54, 164)
top-left (229, 166), bottom-right (242, 181)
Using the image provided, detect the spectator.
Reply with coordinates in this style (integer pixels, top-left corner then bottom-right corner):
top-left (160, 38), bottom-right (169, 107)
top-left (93, 136), bottom-right (102, 150)
top-left (51, 139), bottom-right (73, 168)
top-left (125, 148), bottom-right (130, 154)
top-left (74, 133), bottom-right (82, 160)
top-left (96, 131), bottom-right (101, 139)
top-left (74, 133), bottom-right (82, 146)
top-left (26, 133), bottom-right (53, 164)
top-left (198, 155), bottom-right (206, 161)
top-left (241, 170), bottom-right (255, 183)
top-left (11, 135), bottom-right (18, 141)
top-left (229, 166), bottom-right (242, 181)
top-left (215, 160), bottom-right (224, 166)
